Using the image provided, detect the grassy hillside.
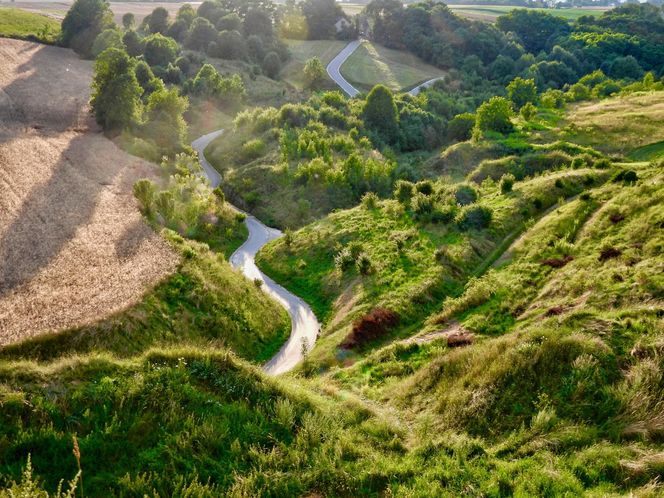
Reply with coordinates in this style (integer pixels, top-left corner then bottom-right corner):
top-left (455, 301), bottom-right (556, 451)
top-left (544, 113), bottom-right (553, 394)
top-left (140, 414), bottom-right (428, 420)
top-left (281, 39), bottom-right (348, 90)
top-left (0, 232), bottom-right (290, 365)
top-left (339, 41), bottom-right (445, 93)
top-left (0, 8), bottom-right (60, 44)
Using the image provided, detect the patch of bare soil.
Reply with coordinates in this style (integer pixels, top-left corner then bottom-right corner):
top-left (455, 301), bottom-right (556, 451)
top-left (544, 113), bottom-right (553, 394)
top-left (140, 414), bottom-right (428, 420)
top-left (0, 39), bottom-right (178, 345)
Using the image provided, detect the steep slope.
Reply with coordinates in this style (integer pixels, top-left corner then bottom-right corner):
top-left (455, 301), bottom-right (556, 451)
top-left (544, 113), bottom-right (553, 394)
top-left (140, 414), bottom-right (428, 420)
top-left (0, 39), bottom-right (178, 343)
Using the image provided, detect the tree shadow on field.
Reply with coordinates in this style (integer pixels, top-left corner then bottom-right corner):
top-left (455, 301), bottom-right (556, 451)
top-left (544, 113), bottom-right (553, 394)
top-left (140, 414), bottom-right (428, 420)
top-left (0, 42), bottom-right (125, 296)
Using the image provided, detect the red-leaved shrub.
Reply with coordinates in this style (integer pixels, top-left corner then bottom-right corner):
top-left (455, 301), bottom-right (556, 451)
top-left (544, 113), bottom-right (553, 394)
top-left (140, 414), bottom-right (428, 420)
top-left (341, 308), bottom-right (399, 349)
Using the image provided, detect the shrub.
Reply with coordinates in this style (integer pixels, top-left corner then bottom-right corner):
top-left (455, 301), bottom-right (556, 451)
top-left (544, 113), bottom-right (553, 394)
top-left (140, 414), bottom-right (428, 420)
top-left (304, 57), bottom-right (326, 90)
top-left (341, 308), bottom-right (399, 349)
top-left (355, 253), bottom-right (372, 275)
top-left (415, 180), bottom-right (434, 196)
top-left (133, 179), bottom-right (156, 213)
top-left (540, 89), bottom-right (565, 109)
top-left (431, 205), bottom-right (456, 224)
top-left (571, 157), bottom-right (586, 169)
top-left (394, 180), bottom-right (415, 205)
top-left (473, 96), bottom-right (514, 139)
top-left (447, 113), bottom-right (475, 142)
top-left (143, 33), bottom-right (178, 67)
top-left (412, 193), bottom-right (434, 218)
top-left (611, 169), bottom-right (638, 184)
top-left (334, 247), bottom-right (354, 272)
top-left (239, 139), bottom-right (266, 164)
top-left (520, 102), bottom-right (536, 121)
top-left (500, 173), bottom-right (515, 194)
top-left (455, 185), bottom-right (478, 206)
top-left (361, 192), bottom-right (379, 209)
top-left (593, 158), bottom-right (612, 169)
top-left (262, 52), bottom-right (281, 79)
top-left (507, 77), bottom-right (537, 109)
top-left (458, 205), bottom-right (492, 230)
top-left (533, 198), bottom-right (543, 210)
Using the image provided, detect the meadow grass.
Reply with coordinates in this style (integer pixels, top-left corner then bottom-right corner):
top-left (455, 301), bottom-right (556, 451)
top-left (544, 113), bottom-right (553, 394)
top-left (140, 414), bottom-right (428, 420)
top-left (0, 8), bottom-right (60, 44)
top-left (339, 41), bottom-right (445, 93)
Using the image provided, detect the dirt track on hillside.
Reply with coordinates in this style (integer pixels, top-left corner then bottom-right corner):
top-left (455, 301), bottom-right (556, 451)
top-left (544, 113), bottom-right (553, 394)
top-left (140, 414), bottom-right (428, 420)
top-left (0, 39), bottom-right (178, 345)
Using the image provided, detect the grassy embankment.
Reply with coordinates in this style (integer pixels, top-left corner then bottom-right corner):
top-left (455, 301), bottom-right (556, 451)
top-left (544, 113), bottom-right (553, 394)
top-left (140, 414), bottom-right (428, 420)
top-left (0, 8), bottom-right (60, 44)
top-left (339, 41), bottom-right (445, 93)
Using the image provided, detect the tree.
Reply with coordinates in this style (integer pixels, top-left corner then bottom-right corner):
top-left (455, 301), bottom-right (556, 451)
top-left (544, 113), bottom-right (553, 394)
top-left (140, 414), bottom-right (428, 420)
top-left (243, 8), bottom-right (273, 40)
top-left (122, 12), bottom-right (134, 30)
top-left (122, 29), bottom-right (143, 57)
top-left (135, 60), bottom-right (164, 99)
top-left (302, 0), bottom-right (345, 40)
top-left (144, 87), bottom-right (189, 154)
top-left (215, 30), bottom-right (245, 59)
top-left (176, 4), bottom-right (196, 28)
top-left (473, 96), bottom-right (513, 139)
top-left (91, 28), bottom-right (123, 58)
top-left (145, 6), bottom-right (170, 34)
top-left (363, 84), bottom-right (399, 143)
top-left (217, 13), bottom-right (241, 32)
top-left (506, 77), bottom-right (537, 109)
top-left (90, 48), bottom-right (142, 131)
top-left (143, 33), bottom-right (178, 67)
top-left (303, 57), bottom-right (325, 89)
top-left (190, 64), bottom-right (246, 106)
top-left (185, 17), bottom-right (217, 51)
top-left (447, 113), bottom-right (475, 142)
top-left (61, 0), bottom-right (113, 58)
top-left (262, 52), bottom-right (281, 79)
top-left (496, 9), bottom-right (570, 54)
top-left (609, 55), bottom-right (644, 80)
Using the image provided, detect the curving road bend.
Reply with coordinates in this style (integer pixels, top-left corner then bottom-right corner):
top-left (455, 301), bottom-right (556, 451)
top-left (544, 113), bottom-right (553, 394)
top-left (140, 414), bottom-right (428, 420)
top-left (326, 40), bottom-right (445, 98)
top-left (191, 131), bottom-right (320, 376)
top-left (326, 39), bottom-right (362, 98)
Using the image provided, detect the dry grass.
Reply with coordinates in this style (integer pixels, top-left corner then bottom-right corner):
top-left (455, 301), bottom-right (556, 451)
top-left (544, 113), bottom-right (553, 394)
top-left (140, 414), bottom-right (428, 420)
top-left (0, 39), bottom-right (178, 345)
top-left (557, 91), bottom-right (664, 156)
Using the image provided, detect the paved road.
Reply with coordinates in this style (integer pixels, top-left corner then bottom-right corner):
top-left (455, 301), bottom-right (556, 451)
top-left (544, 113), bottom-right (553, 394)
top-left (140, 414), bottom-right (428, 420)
top-left (191, 131), bottom-right (320, 376)
top-left (326, 40), bottom-right (445, 98)
top-left (326, 39), bottom-right (362, 98)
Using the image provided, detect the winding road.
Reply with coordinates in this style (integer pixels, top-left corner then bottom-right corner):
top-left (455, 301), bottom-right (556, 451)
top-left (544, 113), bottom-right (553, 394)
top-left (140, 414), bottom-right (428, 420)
top-left (191, 131), bottom-right (320, 376)
top-left (325, 40), bottom-right (446, 98)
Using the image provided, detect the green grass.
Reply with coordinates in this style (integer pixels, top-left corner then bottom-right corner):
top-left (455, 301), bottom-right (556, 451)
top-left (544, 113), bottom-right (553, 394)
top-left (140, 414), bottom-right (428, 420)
top-left (0, 8), bottom-right (60, 43)
top-left (340, 41), bottom-right (445, 93)
top-left (546, 91), bottom-right (664, 156)
top-left (628, 140), bottom-right (664, 161)
top-left (281, 39), bottom-right (348, 90)
top-left (0, 232), bottom-right (290, 365)
top-left (448, 4), bottom-right (608, 22)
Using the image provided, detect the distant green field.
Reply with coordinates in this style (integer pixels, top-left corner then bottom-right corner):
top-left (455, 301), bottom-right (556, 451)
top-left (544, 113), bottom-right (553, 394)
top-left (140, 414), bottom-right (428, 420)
top-left (339, 2), bottom-right (365, 15)
top-left (340, 41), bottom-right (444, 92)
top-left (628, 140), bottom-right (664, 161)
top-left (0, 7), bottom-right (60, 43)
top-left (448, 4), bottom-right (608, 22)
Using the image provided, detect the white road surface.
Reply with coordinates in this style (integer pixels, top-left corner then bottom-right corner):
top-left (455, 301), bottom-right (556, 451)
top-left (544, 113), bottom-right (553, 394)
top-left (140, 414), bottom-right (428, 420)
top-left (326, 40), bottom-right (446, 98)
top-left (191, 131), bottom-right (320, 376)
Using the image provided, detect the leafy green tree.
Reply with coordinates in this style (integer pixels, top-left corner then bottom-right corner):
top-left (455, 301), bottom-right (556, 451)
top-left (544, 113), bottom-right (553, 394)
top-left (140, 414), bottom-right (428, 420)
top-left (496, 9), bottom-right (570, 54)
top-left (143, 33), bottom-right (178, 67)
top-left (215, 30), bottom-right (246, 59)
top-left (145, 6), bottom-right (170, 34)
top-left (176, 4), bottom-right (197, 28)
top-left (190, 64), bottom-right (246, 106)
top-left (262, 52), bottom-right (281, 79)
top-left (61, 0), bottom-right (113, 58)
top-left (506, 77), bottom-right (537, 109)
top-left (301, 0), bottom-right (346, 40)
top-left (144, 87), bottom-right (189, 154)
top-left (243, 8), bottom-right (273, 40)
top-left (135, 60), bottom-right (164, 99)
top-left (122, 29), bottom-right (143, 57)
top-left (447, 113), bottom-right (475, 142)
top-left (363, 84), bottom-right (399, 144)
top-left (91, 28), bottom-right (123, 58)
top-left (473, 96), bottom-right (513, 139)
top-left (609, 55), bottom-right (644, 80)
top-left (185, 17), bottom-right (217, 51)
top-left (90, 48), bottom-right (142, 131)
top-left (217, 13), bottom-right (241, 32)
top-left (122, 12), bottom-right (134, 30)
top-left (303, 57), bottom-right (325, 89)
top-left (247, 35), bottom-right (266, 62)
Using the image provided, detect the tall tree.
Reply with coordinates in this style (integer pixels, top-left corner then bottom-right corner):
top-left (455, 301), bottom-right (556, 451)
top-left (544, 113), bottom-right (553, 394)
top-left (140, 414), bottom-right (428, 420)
top-left (90, 48), bottom-right (142, 131)
top-left (301, 0), bottom-right (345, 40)
top-left (61, 0), bottom-right (113, 58)
top-left (363, 84), bottom-right (399, 144)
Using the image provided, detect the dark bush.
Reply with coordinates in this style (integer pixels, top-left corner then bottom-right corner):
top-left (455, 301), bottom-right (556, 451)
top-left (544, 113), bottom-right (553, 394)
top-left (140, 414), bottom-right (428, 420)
top-left (341, 308), bottom-right (400, 349)
top-left (455, 185), bottom-right (478, 206)
top-left (611, 169), bottom-right (638, 184)
top-left (458, 205), bottom-right (492, 230)
top-left (541, 255), bottom-right (573, 268)
top-left (593, 158), bottom-right (612, 169)
top-left (599, 247), bottom-right (622, 262)
top-left (416, 180), bottom-right (434, 196)
top-left (447, 113), bottom-right (475, 142)
top-left (500, 173), bottom-right (515, 194)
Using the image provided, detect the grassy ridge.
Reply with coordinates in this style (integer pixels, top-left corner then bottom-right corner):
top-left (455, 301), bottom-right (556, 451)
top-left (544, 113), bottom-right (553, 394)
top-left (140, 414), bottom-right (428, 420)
top-left (448, 4), bottom-right (608, 22)
top-left (0, 233), bottom-right (290, 365)
top-left (0, 8), bottom-right (60, 44)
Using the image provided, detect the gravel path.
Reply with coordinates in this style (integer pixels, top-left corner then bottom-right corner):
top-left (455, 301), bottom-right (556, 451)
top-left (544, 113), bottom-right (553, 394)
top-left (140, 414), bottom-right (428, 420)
top-left (191, 131), bottom-right (320, 375)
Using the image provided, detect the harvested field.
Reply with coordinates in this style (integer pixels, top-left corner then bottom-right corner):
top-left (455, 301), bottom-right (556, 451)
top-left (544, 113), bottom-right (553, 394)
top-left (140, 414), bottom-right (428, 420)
top-left (0, 39), bottom-right (178, 344)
